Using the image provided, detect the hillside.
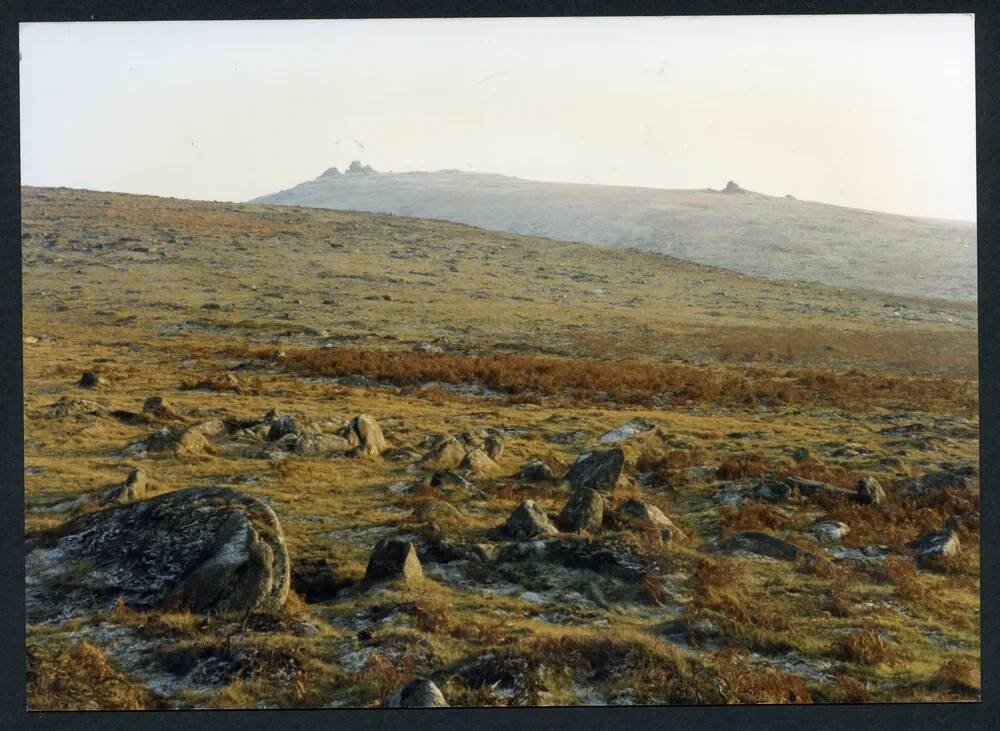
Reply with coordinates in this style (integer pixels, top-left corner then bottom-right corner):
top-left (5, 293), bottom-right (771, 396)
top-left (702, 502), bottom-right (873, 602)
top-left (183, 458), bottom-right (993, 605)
top-left (253, 168), bottom-right (977, 302)
top-left (22, 187), bottom-right (979, 709)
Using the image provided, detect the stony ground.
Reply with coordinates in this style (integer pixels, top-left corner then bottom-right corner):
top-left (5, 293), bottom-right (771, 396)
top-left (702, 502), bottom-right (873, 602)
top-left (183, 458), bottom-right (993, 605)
top-left (23, 187), bottom-right (980, 709)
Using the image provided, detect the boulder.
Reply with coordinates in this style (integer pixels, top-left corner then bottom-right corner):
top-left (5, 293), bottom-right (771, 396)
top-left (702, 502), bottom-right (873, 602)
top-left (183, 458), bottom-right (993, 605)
top-left (855, 476), bottom-right (886, 506)
top-left (564, 448), bottom-right (625, 492)
top-left (808, 520), bottom-right (850, 543)
top-left (383, 678), bottom-right (448, 708)
top-left (514, 460), bottom-right (555, 482)
top-left (721, 530), bottom-right (818, 563)
top-left (365, 539), bottom-right (423, 584)
top-left (619, 499), bottom-right (687, 541)
top-left (338, 414), bottom-right (388, 458)
top-left (503, 500), bottom-right (558, 540)
top-left (25, 486), bottom-right (290, 623)
top-left (459, 448), bottom-right (499, 475)
top-left (428, 470), bottom-right (475, 493)
top-left (557, 489), bottom-right (603, 533)
top-left (418, 436), bottom-right (466, 470)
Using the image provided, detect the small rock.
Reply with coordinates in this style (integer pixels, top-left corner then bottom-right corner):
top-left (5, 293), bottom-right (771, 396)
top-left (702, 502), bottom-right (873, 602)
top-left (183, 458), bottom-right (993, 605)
top-left (620, 499), bottom-right (687, 541)
top-left (754, 480), bottom-right (792, 502)
top-left (418, 436), bottom-right (467, 470)
top-left (855, 476), bottom-right (886, 506)
top-left (503, 500), bottom-right (558, 540)
top-left (365, 539), bottom-right (423, 584)
top-left (188, 419), bottom-right (227, 438)
top-left (722, 530), bottom-right (818, 563)
top-left (383, 678), bottom-right (448, 708)
top-left (412, 342), bottom-right (443, 355)
top-left (77, 370), bottom-right (110, 389)
top-left (908, 528), bottom-right (960, 565)
top-left (339, 414), bottom-right (388, 458)
top-left (557, 489), bottom-right (604, 533)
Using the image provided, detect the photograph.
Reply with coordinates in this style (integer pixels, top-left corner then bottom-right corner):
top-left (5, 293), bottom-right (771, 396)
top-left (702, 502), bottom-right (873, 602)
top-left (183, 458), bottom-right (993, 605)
top-left (19, 14), bottom-right (980, 710)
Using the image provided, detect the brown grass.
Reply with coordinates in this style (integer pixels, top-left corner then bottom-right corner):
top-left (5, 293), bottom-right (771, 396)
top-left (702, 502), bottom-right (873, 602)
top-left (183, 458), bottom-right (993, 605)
top-left (27, 638), bottom-right (153, 710)
top-left (210, 345), bottom-right (976, 412)
top-left (716, 503), bottom-right (791, 540)
top-left (834, 627), bottom-right (896, 666)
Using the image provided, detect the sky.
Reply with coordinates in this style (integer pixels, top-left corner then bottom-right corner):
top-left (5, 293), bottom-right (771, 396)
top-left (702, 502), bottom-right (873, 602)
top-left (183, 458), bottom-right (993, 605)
top-left (20, 15), bottom-right (976, 222)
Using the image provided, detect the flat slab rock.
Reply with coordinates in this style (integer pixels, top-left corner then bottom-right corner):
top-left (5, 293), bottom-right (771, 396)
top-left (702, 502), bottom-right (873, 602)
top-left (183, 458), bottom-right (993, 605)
top-left (564, 448), bottom-right (625, 492)
top-left (721, 530), bottom-right (819, 563)
top-left (25, 486), bottom-right (290, 624)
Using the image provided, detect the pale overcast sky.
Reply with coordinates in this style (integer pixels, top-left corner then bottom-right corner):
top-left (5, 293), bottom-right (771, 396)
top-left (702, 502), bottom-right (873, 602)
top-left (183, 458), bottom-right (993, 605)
top-left (20, 15), bottom-right (976, 221)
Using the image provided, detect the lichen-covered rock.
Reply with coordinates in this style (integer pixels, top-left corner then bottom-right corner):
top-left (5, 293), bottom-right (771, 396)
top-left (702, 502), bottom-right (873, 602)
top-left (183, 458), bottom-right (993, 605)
top-left (338, 413), bottom-right (387, 458)
top-left (365, 539), bottom-right (423, 584)
top-left (418, 436), bottom-right (466, 470)
top-left (564, 448), bottom-right (625, 492)
top-left (855, 476), bottom-right (886, 506)
top-left (459, 448), bottom-right (499, 475)
top-left (382, 678), bottom-right (449, 707)
top-left (24, 486), bottom-right (290, 623)
top-left (503, 500), bottom-right (558, 540)
top-left (557, 489), bottom-right (603, 533)
top-left (754, 480), bottom-right (792, 502)
top-left (292, 433), bottom-right (353, 457)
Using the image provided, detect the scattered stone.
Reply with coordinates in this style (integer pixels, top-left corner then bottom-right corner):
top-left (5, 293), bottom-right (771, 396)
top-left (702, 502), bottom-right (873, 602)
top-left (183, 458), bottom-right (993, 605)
top-left (722, 531), bottom-right (818, 563)
top-left (855, 476), bottom-right (886, 506)
top-left (25, 486), bottom-right (290, 623)
top-left (564, 448), bottom-right (625, 492)
top-left (557, 489), bottom-right (604, 533)
top-left (786, 476), bottom-right (856, 501)
top-left (514, 460), bottom-right (555, 482)
top-left (919, 470), bottom-right (969, 493)
top-left (383, 678), bottom-right (449, 708)
top-left (459, 448), bottom-right (499, 475)
top-left (808, 521), bottom-right (850, 543)
top-left (619, 499), bottom-right (687, 541)
top-left (365, 539), bottom-right (423, 584)
top-left (503, 500), bottom-right (559, 540)
top-left (77, 370), bottom-right (110, 389)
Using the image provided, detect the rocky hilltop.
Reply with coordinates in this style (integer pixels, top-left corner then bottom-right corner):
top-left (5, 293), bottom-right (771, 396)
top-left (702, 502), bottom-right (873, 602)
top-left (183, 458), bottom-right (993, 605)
top-left (253, 166), bottom-right (977, 302)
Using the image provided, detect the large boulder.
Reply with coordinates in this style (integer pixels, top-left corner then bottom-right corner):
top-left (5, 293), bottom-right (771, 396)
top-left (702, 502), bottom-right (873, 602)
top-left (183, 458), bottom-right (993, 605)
top-left (338, 414), bottom-right (388, 458)
top-left (382, 678), bottom-right (449, 708)
top-left (25, 486), bottom-right (290, 623)
top-left (564, 448), bottom-right (625, 492)
top-left (557, 489), bottom-right (603, 533)
top-left (503, 500), bottom-right (558, 540)
top-left (365, 539), bottom-right (423, 584)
